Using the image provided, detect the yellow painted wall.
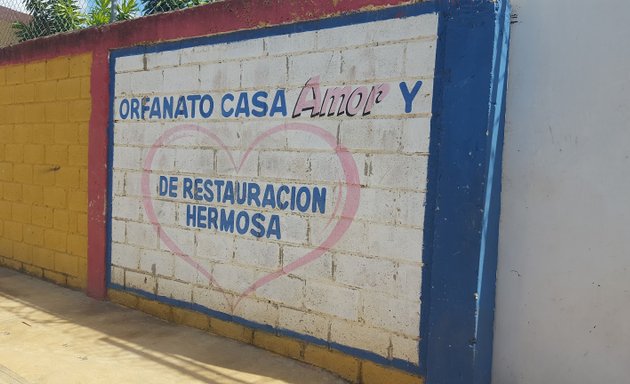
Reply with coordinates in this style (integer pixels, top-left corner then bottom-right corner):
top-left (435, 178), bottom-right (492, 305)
top-left (0, 54), bottom-right (91, 289)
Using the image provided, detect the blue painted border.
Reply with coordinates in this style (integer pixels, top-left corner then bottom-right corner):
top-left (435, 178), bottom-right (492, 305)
top-left (419, 1), bottom-right (510, 383)
top-left (106, 1), bottom-right (510, 382)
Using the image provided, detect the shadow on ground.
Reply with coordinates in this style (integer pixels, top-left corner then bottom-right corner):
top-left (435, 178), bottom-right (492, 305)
top-left (0, 267), bottom-right (346, 384)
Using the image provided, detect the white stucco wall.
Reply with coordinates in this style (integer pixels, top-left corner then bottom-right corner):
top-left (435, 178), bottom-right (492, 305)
top-left (492, 1), bottom-right (630, 383)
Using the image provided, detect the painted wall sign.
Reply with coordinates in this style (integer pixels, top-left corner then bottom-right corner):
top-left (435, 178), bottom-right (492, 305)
top-left (107, 2), bottom-right (510, 383)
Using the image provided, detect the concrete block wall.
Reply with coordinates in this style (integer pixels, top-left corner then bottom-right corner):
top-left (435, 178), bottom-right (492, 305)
top-left (108, 13), bottom-right (436, 369)
top-left (0, 54), bottom-right (91, 288)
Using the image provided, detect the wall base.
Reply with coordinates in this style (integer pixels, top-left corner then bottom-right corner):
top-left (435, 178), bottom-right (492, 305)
top-left (108, 289), bottom-right (424, 384)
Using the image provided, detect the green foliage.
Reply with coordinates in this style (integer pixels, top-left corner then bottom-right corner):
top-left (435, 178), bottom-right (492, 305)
top-left (13, 0), bottom-right (83, 41)
top-left (85, 0), bottom-right (138, 26)
top-left (141, 0), bottom-right (209, 15)
top-left (116, 0), bottom-right (139, 21)
top-left (12, 0), bottom-right (206, 42)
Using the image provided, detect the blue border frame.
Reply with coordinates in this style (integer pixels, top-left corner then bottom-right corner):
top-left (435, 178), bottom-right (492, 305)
top-left (106, 2), bottom-right (510, 382)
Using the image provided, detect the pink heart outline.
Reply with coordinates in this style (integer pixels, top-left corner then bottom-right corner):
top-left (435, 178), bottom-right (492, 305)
top-left (141, 122), bottom-right (360, 312)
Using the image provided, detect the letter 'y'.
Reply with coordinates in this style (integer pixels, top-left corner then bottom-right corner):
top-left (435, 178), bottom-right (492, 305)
top-left (399, 81), bottom-right (423, 113)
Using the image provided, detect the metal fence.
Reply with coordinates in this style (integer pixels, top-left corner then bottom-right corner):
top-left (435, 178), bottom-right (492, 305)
top-left (0, 0), bottom-right (217, 48)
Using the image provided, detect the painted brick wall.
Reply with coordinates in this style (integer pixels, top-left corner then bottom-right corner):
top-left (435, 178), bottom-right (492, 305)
top-left (109, 11), bottom-right (436, 371)
top-left (0, 54), bottom-right (91, 289)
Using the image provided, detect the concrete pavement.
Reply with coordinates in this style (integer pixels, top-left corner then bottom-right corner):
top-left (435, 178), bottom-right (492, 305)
top-left (0, 267), bottom-right (346, 384)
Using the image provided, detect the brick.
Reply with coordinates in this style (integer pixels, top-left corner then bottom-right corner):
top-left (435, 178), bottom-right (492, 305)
top-left (24, 61), bottom-right (47, 82)
top-left (31, 123), bottom-right (55, 144)
top-left (31, 206), bottom-right (54, 228)
top-left (44, 229), bottom-right (67, 252)
top-left (23, 144), bottom-right (45, 164)
top-left (162, 66), bottom-right (200, 93)
top-left (330, 320), bottom-right (390, 358)
top-left (80, 77), bottom-right (91, 99)
top-left (0, 255), bottom-right (21, 270)
top-left (303, 345), bottom-right (360, 383)
top-left (137, 297), bottom-right (172, 321)
top-left (43, 269), bottom-right (67, 285)
top-left (67, 234), bottom-right (86, 258)
top-left (172, 307), bottom-right (210, 330)
top-left (13, 164), bottom-right (33, 184)
top-left (76, 213), bottom-right (87, 236)
top-left (253, 331), bottom-right (303, 360)
top-left (3, 183), bottom-right (21, 201)
top-left (11, 202), bottom-right (31, 223)
top-left (24, 104), bottom-right (47, 123)
top-left (78, 169), bottom-right (88, 190)
top-left (0, 201), bottom-right (11, 220)
top-left (69, 54), bottom-right (91, 78)
top-left (6, 105), bottom-right (24, 123)
top-left (390, 334), bottom-right (420, 364)
top-left (111, 242), bottom-right (140, 270)
top-left (77, 124), bottom-right (89, 145)
top-left (67, 275), bottom-right (86, 289)
top-left (33, 165), bottom-right (56, 186)
top-left (68, 99), bottom-right (91, 122)
top-left (55, 167), bottom-right (80, 188)
top-left (22, 264), bottom-right (44, 278)
top-left (334, 253), bottom-right (397, 291)
top-left (115, 55), bottom-right (145, 73)
top-left (278, 306), bottom-right (330, 340)
top-left (125, 221), bottom-right (158, 249)
top-left (46, 102), bottom-right (69, 123)
top-left (6, 65), bottom-right (24, 85)
top-left (362, 292), bottom-right (420, 336)
top-left (45, 145), bottom-right (69, 165)
top-left (0, 125), bottom-right (13, 143)
top-left (57, 78), bottom-right (82, 100)
top-left (361, 361), bottom-right (424, 384)
top-left (0, 162), bottom-right (12, 181)
top-left (68, 145), bottom-right (87, 166)
top-left (304, 282), bottom-right (359, 321)
top-left (35, 81), bottom-right (57, 102)
top-left (12, 242), bottom-right (33, 264)
top-left (210, 318), bottom-right (253, 344)
top-left (5, 222), bottom-right (22, 241)
top-left (14, 83), bottom-right (36, 103)
top-left (23, 224), bottom-right (44, 246)
top-left (110, 266), bottom-right (125, 286)
top-left (108, 289), bottom-right (139, 309)
top-left (46, 57), bottom-right (69, 80)
top-left (54, 123), bottom-right (78, 144)
top-left (22, 185), bottom-right (44, 204)
top-left (32, 247), bottom-right (55, 269)
top-left (156, 278), bottom-right (192, 302)
top-left (13, 124), bottom-right (31, 143)
top-left (0, 238), bottom-right (12, 257)
top-left (233, 238), bottom-right (280, 270)
top-left (43, 187), bottom-right (66, 208)
top-left (53, 209), bottom-right (69, 231)
top-left (0, 85), bottom-right (14, 104)
top-left (68, 190), bottom-right (87, 212)
top-left (67, 211), bottom-right (78, 233)
top-left (54, 252), bottom-right (78, 275)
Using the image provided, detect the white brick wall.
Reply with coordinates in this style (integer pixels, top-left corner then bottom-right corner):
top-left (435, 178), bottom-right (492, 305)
top-left (110, 11), bottom-right (438, 366)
